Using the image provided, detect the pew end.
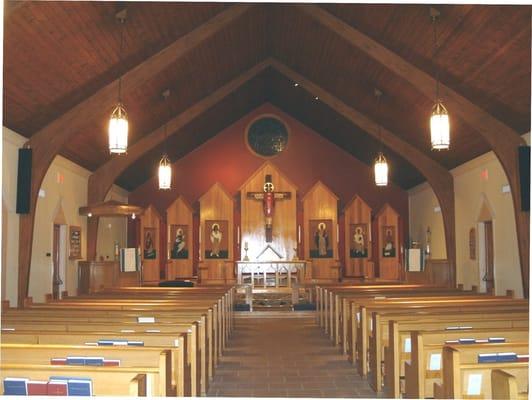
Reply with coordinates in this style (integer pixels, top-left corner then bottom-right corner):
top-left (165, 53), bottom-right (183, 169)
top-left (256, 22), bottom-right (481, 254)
top-left (130, 374), bottom-right (147, 396)
top-left (491, 369), bottom-right (520, 400)
top-left (23, 297), bottom-right (33, 308)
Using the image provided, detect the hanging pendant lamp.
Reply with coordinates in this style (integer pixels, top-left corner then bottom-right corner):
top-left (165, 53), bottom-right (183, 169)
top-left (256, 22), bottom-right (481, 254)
top-left (373, 88), bottom-right (389, 187)
top-left (430, 8), bottom-right (450, 151)
top-left (109, 10), bottom-right (129, 154)
top-left (158, 89), bottom-right (172, 190)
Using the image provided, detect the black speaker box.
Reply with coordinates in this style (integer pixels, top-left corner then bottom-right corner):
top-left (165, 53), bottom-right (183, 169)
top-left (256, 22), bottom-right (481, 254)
top-left (518, 146), bottom-right (530, 212)
top-left (16, 148), bottom-right (32, 214)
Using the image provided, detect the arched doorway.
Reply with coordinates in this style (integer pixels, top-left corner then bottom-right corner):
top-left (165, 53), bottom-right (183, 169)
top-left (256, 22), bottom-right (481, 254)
top-left (477, 194), bottom-right (495, 293)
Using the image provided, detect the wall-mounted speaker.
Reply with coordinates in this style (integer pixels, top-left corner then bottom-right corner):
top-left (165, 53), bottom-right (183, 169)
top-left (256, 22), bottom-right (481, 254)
top-left (518, 146), bottom-right (530, 212)
top-left (16, 148), bottom-right (32, 214)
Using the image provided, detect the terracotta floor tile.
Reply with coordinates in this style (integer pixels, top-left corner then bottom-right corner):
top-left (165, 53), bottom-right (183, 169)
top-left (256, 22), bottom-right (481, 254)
top-left (208, 314), bottom-right (378, 398)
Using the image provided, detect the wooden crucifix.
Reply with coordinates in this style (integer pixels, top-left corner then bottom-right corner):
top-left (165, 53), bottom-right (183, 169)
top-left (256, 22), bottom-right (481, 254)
top-left (246, 174), bottom-right (291, 242)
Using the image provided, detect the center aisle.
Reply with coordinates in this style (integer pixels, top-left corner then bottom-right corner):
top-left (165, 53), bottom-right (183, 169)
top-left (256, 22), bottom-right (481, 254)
top-left (207, 312), bottom-right (378, 398)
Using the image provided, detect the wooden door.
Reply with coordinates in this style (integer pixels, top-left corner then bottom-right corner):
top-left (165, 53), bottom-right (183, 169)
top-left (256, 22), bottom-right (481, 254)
top-left (484, 220), bottom-right (494, 292)
top-left (52, 224), bottom-right (62, 299)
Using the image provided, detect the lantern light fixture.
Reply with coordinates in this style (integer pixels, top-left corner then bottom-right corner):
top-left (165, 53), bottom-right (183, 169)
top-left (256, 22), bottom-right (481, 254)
top-left (429, 7), bottom-right (450, 151)
top-left (158, 89), bottom-right (172, 190)
top-left (109, 9), bottom-right (129, 154)
top-left (373, 88), bottom-right (389, 187)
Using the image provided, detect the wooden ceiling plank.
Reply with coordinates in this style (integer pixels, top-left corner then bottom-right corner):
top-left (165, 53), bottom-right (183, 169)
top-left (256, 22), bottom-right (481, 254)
top-left (301, 4), bottom-right (529, 296)
top-left (17, 4), bottom-right (251, 307)
top-left (270, 58), bottom-right (456, 287)
top-left (85, 59), bottom-right (270, 260)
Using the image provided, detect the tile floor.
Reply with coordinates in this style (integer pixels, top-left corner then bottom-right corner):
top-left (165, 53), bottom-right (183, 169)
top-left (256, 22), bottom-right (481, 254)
top-left (207, 313), bottom-right (379, 398)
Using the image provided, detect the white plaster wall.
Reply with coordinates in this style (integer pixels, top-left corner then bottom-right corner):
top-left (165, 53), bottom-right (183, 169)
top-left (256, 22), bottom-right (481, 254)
top-left (2, 127), bottom-right (129, 304)
top-left (409, 134), bottom-right (530, 298)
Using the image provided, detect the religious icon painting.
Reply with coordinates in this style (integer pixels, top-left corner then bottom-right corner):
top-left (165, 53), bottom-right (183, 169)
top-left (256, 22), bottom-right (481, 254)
top-left (143, 227), bottom-right (157, 260)
top-left (350, 223), bottom-right (368, 258)
top-left (309, 219), bottom-right (333, 258)
top-left (169, 224), bottom-right (188, 259)
top-left (382, 225), bottom-right (396, 258)
top-left (205, 220), bottom-right (229, 259)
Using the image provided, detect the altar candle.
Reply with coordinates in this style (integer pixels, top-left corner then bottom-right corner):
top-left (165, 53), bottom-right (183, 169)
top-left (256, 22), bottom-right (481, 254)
top-left (237, 226), bottom-right (240, 244)
top-left (297, 225), bottom-right (301, 244)
top-left (336, 224), bottom-right (339, 243)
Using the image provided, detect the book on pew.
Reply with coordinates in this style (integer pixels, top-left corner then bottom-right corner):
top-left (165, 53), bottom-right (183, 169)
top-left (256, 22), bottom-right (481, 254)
top-left (517, 354), bottom-right (529, 362)
top-left (466, 374), bottom-right (482, 395)
top-left (127, 340), bottom-right (144, 346)
top-left (145, 329), bottom-right (161, 333)
top-left (3, 377), bottom-right (29, 395)
top-left (458, 338), bottom-right (476, 344)
top-left (137, 316), bottom-right (156, 323)
top-left (49, 376), bottom-right (93, 396)
top-left (98, 339), bottom-right (128, 346)
top-left (47, 379), bottom-right (68, 396)
top-left (84, 356), bottom-right (104, 366)
top-left (67, 378), bottom-right (93, 396)
top-left (445, 326), bottom-right (472, 330)
top-left (66, 356), bottom-right (86, 365)
top-left (475, 339), bottom-right (489, 343)
top-left (27, 380), bottom-right (48, 395)
top-left (103, 359), bottom-right (121, 367)
top-left (497, 352), bottom-right (518, 362)
top-left (445, 340), bottom-right (459, 344)
top-left (488, 337), bottom-right (506, 343)
top-left (51, 357), bottom-right (67, 365)
top-left (120, 329), bottom-right (135, 333)
top-left (478, 353), bottom-right (498, 363)
top-left (428, 353), bottom-right (442, 370)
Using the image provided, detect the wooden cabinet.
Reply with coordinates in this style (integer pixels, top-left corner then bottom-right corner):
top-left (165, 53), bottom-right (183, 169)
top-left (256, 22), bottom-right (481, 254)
top-left (78, 261), bottom-right (140, 294)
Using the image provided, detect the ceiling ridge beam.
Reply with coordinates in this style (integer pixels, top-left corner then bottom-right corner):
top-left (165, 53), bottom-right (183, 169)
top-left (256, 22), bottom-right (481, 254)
top-left (300, 5), bottom-right (528, 296)
top-left (270, 58), bottom-right (456, 287)
top-left (84, 58), bottom-right (273, 260)
top-left (17, 4), bottom-right (252, 306)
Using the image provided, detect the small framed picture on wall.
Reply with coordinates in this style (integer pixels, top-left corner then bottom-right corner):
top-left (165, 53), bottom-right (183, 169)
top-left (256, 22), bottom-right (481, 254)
top-left (143, 227), bottom-right (157, 260)
top-left (309, 219), bottom-right (333, 258)
top-left (69, 226), bottom-right (82, 260)
top-left (169, 224), bottom-right (189, 259)
top-left (382, 226), bottom-right (396, 258)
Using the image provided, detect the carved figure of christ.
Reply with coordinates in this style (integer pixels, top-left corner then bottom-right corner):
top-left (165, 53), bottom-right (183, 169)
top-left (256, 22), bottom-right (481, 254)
top-left (246, 174), bottom-right (291, 242)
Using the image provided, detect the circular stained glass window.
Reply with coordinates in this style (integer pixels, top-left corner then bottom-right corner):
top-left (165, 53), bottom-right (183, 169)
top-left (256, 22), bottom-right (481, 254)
top-left (246, 116), bottom-right (289, 157)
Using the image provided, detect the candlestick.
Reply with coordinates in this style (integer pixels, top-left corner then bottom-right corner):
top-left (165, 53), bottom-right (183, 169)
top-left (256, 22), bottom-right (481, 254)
top-left (297, 225), bottom-right (301, 244)
top-left (237, 226), bottom-right (240, 245)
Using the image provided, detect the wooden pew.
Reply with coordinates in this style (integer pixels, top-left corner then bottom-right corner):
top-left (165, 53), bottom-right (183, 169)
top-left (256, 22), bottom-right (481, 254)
top-left (404, 331), bottom-right (528, 398)
top-left (434, 345), bottom-right (528, 399)
top-left (382, 310), bottom-right (528, 398)
top-left (0, 320), bottom-right (198, 395)
top-left (1, 343), bottom-right (172, 396)
top-left (354, 298), bottom-right (527, 376)
top-left (1, 330), bottom-right (189, 396)
top-left (1, 363), bottom-right (162, 396)
top-left (491, 369), bottom-right (528, 400)
top-left (2, 307), bottom-right (216, 383)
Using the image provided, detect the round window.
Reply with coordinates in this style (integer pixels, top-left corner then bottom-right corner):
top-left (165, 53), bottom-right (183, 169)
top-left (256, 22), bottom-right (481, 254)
top-left (246, 116), bottom-right (289, 157)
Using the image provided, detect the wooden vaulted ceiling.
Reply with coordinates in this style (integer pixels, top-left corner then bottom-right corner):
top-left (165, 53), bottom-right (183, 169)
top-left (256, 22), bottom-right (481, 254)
top-left (4, 2), bottom-right (531, 191)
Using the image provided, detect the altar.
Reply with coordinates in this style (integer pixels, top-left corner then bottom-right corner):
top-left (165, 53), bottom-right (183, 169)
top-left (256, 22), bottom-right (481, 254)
top-left (236, 261), bottom-right (308, 288)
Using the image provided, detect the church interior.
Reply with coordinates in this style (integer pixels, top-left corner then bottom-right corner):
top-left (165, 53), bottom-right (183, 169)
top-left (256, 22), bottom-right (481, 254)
top-left (1, 2), bottom-right (530, 399)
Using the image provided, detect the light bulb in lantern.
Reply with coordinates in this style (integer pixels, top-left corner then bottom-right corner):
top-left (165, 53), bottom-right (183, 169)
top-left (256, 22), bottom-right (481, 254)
top-left (374, 152), bottom-right (388, 187)
top-left (109, 103), bottom-right (128, 154)
top-left (158, 154), bottom-right (172, 190)
top-left (430, 101), bottom-right (450, 150)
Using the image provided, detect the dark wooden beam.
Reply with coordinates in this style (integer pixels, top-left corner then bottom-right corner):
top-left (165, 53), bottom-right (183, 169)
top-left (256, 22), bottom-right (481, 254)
top-left (17, 5), bottom-right (252, 306)
top-left (270, 59), bottom-right (457, 286)
top-left (302, 5), bottom-right (528, 296)
top-left (4, 0), bottom-right (26, 19)
top-left (85, 59), bottom-right (271, 260)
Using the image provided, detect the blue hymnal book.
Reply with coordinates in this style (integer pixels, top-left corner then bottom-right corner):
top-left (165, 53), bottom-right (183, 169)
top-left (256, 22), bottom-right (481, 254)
top-left (67, 378), bottom-right (93, 396)
top-left (127, 340), bottom-right (144, 346)
top-left (3, 377), bottom-right (28, 395)
top-left (497, 352), bottom-right (517, 362)
top-left (488, 337), bottom-right (506, 343)
top-left (458, 338), bottom-right (475, 344)
top-left (66, 356), bottom-right (86, 365)
top-left (84, 356), bottom-right (104, 366)
top-left (98, 339), bottom-right (127, 346)
top-left (478, 353), bottom-right (497, 363)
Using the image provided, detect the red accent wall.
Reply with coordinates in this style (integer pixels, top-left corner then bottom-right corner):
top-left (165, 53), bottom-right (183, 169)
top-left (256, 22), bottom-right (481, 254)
top-left (129, 103), bottom-right (409, 247)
